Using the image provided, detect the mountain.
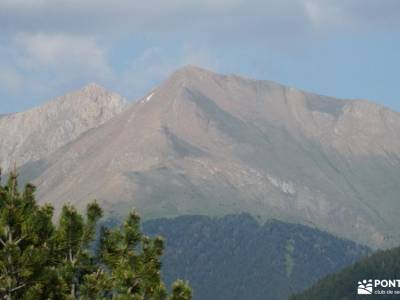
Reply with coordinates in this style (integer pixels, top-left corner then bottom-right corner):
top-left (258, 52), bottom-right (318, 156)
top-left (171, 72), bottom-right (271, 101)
top-left (290, 246), bottom-right (400, 300)
top-left (0, 83), bottom-right (126, 174)
top-left (142, 214), bottom-right (369, 300)
top-left (20, 65), bottom-right (400, 248)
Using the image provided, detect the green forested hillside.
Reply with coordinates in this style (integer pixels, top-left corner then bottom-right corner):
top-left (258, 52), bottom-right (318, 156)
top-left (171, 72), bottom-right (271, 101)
top-left (290, 246), bottom-right (400, 300)
top-left (143, 214), bottom-right (369, 300)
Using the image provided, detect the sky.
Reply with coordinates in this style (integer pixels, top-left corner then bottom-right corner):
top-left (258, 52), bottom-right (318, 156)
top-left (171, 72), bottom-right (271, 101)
top-left (0, 0), bottom-right (399, 114)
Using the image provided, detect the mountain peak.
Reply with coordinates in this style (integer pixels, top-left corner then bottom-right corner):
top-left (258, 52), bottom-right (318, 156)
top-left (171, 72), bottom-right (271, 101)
top-left (5, 66), bottom-right (400, 249)
top-left (176, 64), bottom-right (213, 73)
top-left (80, 82), bottom-right (110, 95)
top-left (59, 83), bottom-right (128, 108)
top-left (0, 85), bottom-right (127, 173)
top-left (169, 65), bottom-right (220, 81)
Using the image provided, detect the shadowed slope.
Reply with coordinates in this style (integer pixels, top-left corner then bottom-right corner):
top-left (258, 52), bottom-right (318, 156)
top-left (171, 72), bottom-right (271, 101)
top-left (27, 66), bottom-right (400, 248)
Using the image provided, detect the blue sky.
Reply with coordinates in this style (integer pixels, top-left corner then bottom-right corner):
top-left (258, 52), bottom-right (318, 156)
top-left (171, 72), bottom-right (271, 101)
top-left (0, 0), bottom-right (399, 114)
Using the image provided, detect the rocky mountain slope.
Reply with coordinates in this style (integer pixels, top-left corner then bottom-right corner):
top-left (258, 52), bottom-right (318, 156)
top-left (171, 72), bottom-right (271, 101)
top-left (14, 66), bottom-right (400, 248)
top-left (143, 214), bottom-right (369, 300)
top-left (0, 83), bottom-right (126, 173)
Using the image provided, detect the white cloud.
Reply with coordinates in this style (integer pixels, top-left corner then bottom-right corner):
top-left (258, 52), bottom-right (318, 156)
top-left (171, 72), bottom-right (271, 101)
top-left (0, 0), bottom-right (399, 113)
top-left (0, 0), bottom-right (398, 39)
top-left (305, 0), bottom-right (400, 31)
top-left (14, 33), bottom-right (111, 79)
top-left (0, 32), bottom-right (114, 113)
top-left (0, 0), bottom-right (310, 39)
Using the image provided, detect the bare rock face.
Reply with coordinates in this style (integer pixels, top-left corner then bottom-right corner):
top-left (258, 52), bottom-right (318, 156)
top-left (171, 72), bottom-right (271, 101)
top-left (8, 66), bottom-right (400, 248)
top-left (0, 83), bottom-right (126, 173)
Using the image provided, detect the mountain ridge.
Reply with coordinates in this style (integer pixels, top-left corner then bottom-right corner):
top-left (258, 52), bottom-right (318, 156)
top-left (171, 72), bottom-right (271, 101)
top-left (4, 65), bottom-right (399, 248)
top-left (0, 83), bottom-right (127, 173)
top-left (291, 245), bottom-right (400, 300)
top-left (143, 213), bottom-right (370, 300)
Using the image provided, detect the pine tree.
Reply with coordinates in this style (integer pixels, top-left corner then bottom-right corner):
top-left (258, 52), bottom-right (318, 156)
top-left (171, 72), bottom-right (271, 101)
top-left (0, 169), bottom-right (192, 299)
top-left (54, 201), bottom-right (103, 298)
top-left (99, 210), bottom-right (168, 299)
top-left (0, 169), bottom-right (56, 299)
top-left (169, 280), bottom-right (192, 300)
